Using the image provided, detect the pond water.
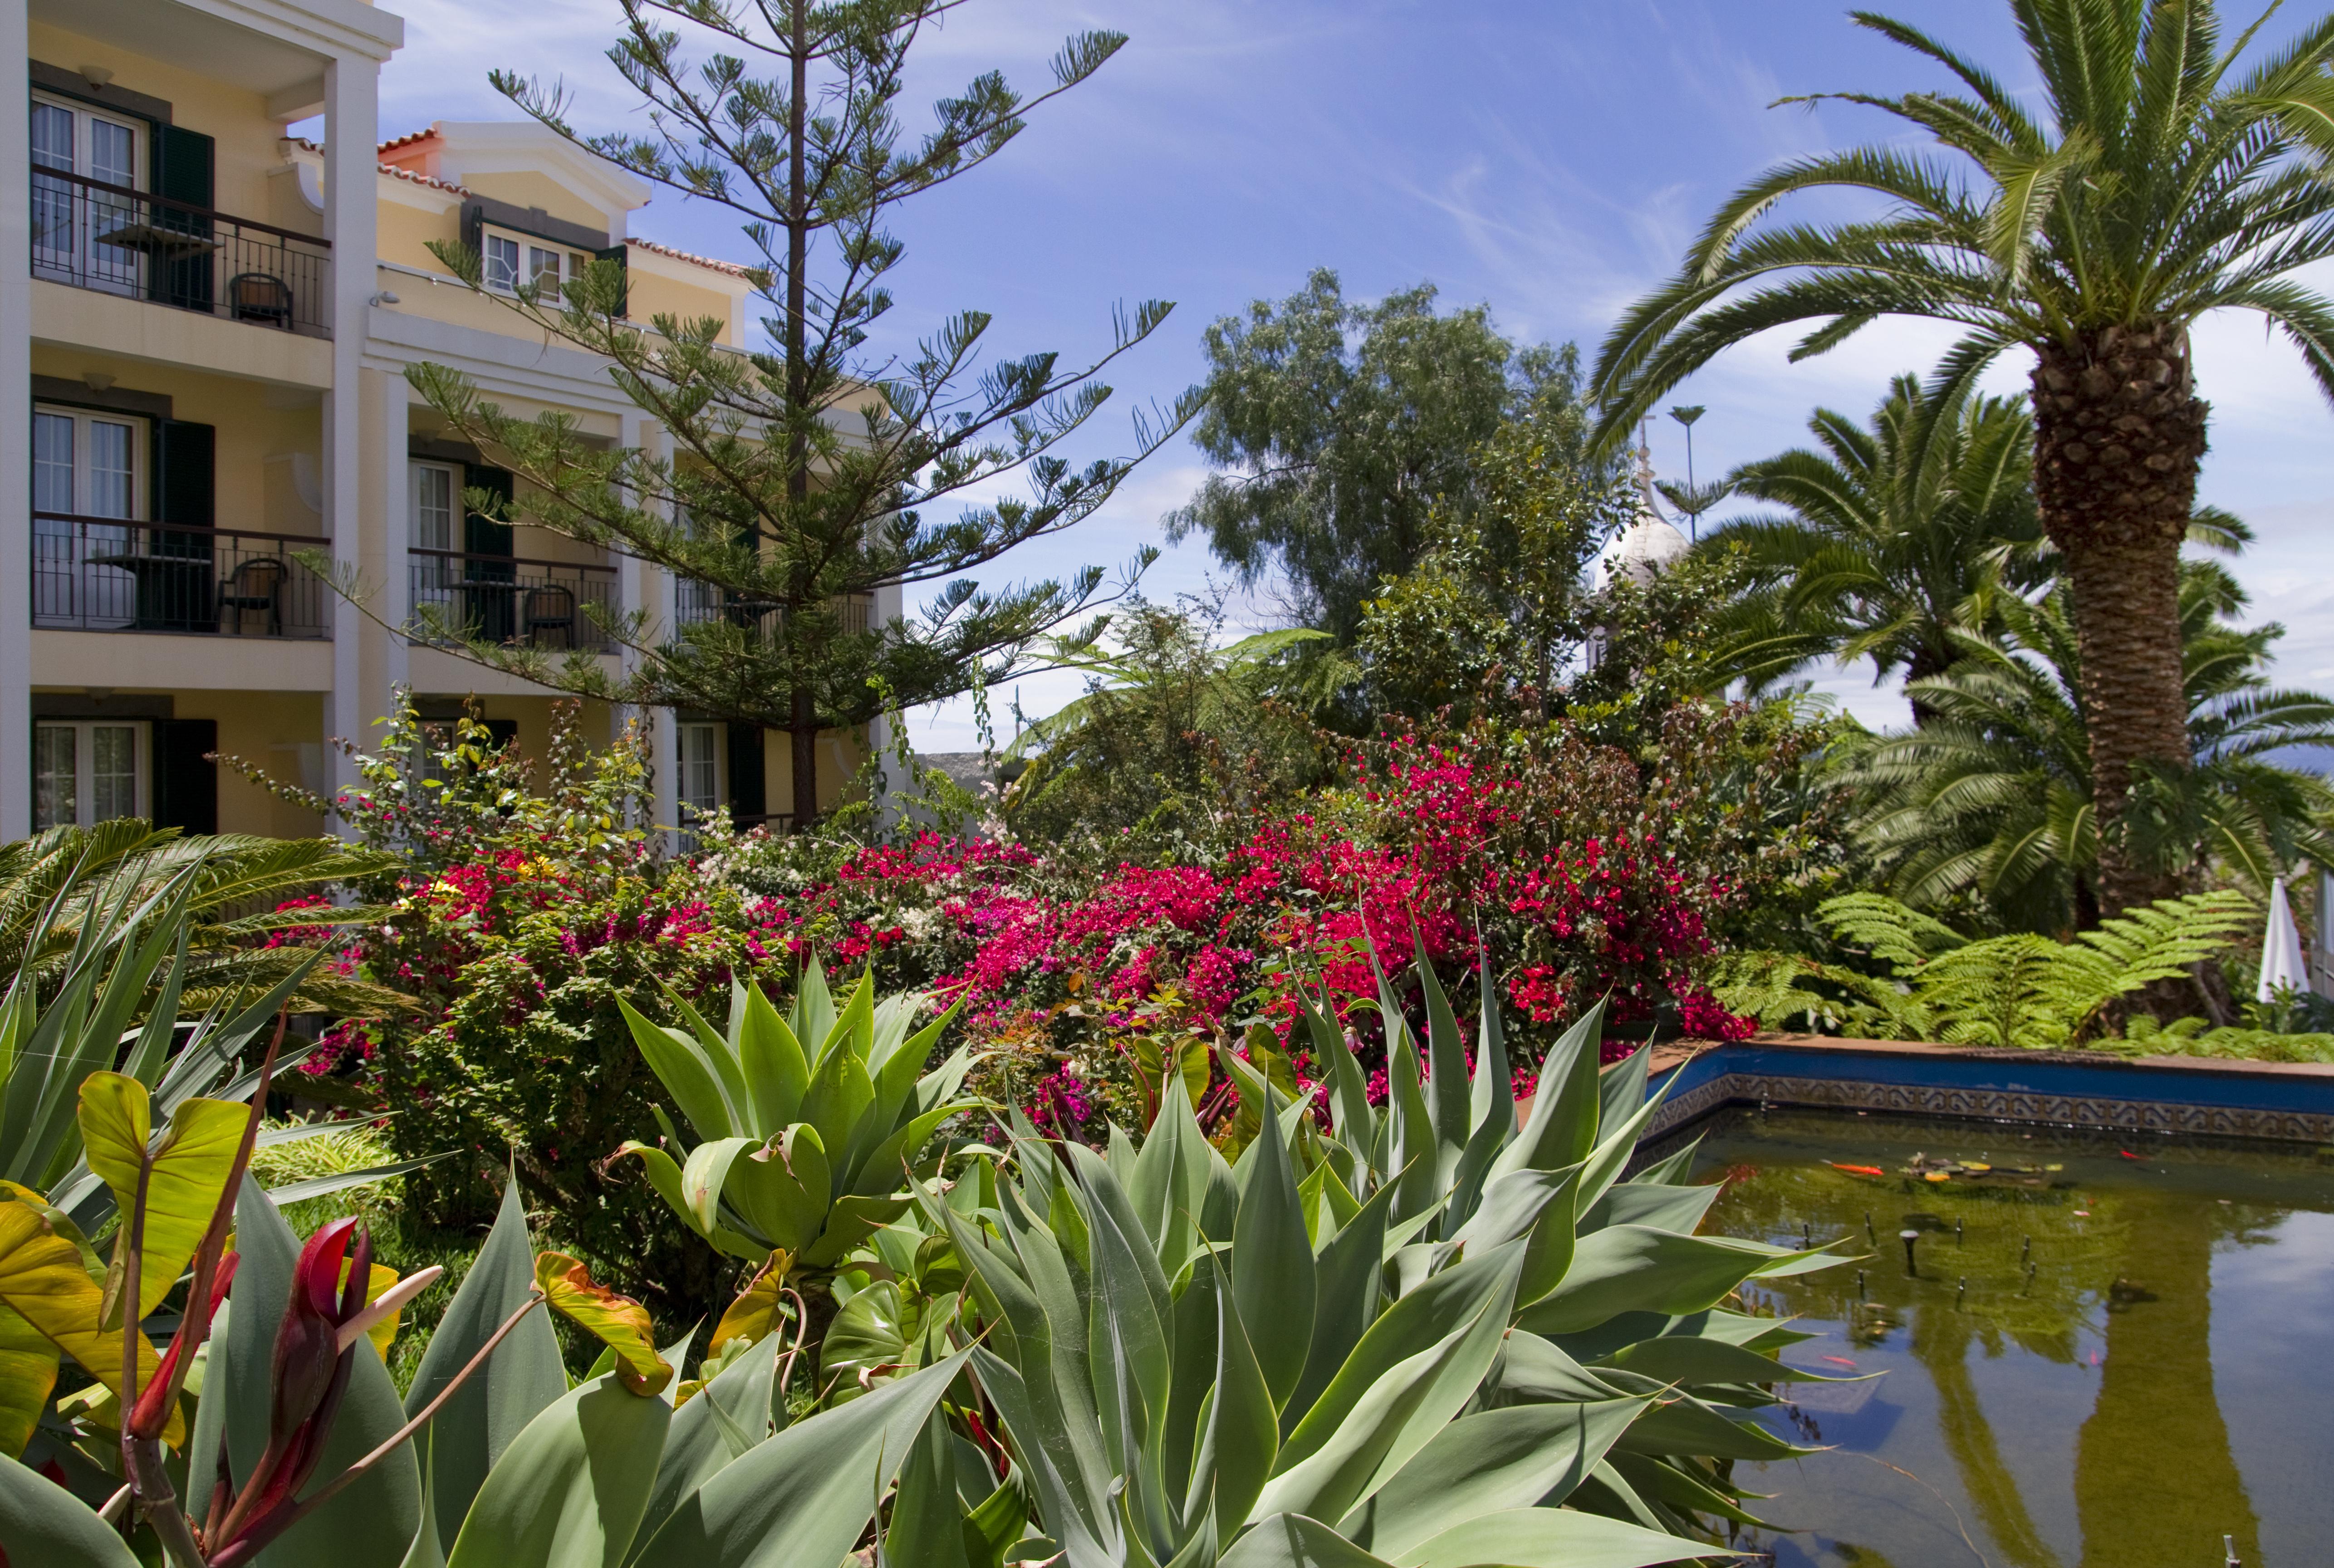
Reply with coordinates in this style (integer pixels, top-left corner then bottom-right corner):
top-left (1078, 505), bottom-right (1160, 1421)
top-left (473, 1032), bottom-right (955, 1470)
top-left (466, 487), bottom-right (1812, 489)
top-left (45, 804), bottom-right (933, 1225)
top-left (1673, 1107), bottom-right (2334, 1568)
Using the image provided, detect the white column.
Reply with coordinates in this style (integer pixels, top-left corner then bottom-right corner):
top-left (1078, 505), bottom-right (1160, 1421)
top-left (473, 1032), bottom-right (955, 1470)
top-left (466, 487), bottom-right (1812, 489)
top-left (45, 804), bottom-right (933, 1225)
top-left (379, 374), bottom-right (410, 696)
top-left (869, 577), bottom-right (909, 823)
top-left (0, 0), bottom-right (29, 838)
top-left (642, 424), bottom-right (680, 851)
top-left (320, 53), bottom-right (379, 823)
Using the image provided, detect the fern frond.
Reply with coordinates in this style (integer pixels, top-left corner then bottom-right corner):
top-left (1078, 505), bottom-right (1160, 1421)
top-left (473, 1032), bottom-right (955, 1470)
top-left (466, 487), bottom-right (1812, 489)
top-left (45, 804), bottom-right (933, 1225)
top-left (1816, 892), bottom-right (1971, 971)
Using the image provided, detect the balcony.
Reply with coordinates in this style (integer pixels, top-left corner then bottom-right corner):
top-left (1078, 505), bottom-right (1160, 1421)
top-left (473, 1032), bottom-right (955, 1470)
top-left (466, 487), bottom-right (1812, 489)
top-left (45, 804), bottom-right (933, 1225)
top-left (407, 550), bottom-right (619, 653)
top-left (33, 167), bottom-right (332, 338)
top-left (674, 582), bottom-right (875, 636)
top-left (33, 514), bottom-right (330, 637)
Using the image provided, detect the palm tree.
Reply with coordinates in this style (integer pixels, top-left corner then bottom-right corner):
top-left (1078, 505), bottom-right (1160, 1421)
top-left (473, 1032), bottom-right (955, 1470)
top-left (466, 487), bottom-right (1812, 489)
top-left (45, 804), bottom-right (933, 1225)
top-left (1701, 374), bottom-right (2045, 713)
top-left (1835, 559), bottom-right (2334, 933)
top-left (1590, 0), bottom-right (2334, 913)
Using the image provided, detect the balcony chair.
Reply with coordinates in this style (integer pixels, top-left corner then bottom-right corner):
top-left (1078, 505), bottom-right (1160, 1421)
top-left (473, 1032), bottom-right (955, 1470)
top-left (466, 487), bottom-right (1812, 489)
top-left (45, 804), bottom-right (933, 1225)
top-left (227, 272), bottom-right (293, 328)
top-left (217, 555), bottom-right (287, 636)
top-left (523, 583), bottom-right (578, 648)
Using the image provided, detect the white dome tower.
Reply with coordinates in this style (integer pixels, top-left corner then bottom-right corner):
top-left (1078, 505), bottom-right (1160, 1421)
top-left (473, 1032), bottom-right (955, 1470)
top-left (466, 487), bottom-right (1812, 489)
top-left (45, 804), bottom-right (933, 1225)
top-left (1596, 426), bottom-right (1690, 587)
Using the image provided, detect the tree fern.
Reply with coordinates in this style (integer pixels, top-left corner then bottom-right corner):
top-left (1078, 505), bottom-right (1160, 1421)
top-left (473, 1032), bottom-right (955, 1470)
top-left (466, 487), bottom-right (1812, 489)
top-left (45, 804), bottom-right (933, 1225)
top-left (1763, 889), bottom-right (2262, 1049)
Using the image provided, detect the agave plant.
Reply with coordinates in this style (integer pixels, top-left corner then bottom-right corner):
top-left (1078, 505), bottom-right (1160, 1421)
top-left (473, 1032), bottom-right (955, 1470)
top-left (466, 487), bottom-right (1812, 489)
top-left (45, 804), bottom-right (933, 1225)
top-left (909, 949), bottom-right (1847, 1566)
top-left (609, 960), bottom-right (979, 1283)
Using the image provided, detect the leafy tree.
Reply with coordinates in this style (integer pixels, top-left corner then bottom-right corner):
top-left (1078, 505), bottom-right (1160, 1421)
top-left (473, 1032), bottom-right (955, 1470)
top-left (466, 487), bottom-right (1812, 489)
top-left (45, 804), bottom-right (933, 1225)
top-left (404, 0), bottom-right (1196, 825)
top-left (1701, 374), bottom-right (2046, 715)
top-left (1357, 413), bottom-right (1635, 720)
top-left (1589, 0), bottom-right (2334, 914)
top-left (1001, 598), bottom-right (1339, 847)
top-left (1171, 269), bottom-right (1596, 640)
top-left (1833, 559), bottom-right (2334, 934)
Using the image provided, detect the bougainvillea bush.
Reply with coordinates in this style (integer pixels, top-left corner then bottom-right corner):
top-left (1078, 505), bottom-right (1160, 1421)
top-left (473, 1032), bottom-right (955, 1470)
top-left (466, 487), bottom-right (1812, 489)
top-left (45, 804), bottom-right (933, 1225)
top-left (248, 695), bottom-right (1828, 1306)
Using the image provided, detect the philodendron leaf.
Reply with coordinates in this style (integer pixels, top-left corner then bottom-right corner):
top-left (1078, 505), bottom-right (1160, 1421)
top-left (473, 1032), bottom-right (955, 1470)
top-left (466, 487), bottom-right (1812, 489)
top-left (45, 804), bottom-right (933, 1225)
top-left (444, 1371), bottom-right (673, 1568)
top-left (0, 1303), bottom-right (58, 1459)
top-left (77, 1071), bottom-right (247, 1319)
top-left (404, 1176), bottom-right (568, 1537)
top-left (708, 1252), bottom-right (792, 1356)
top-left (629, 1352), bottom-right (968, 1568)
top-left (0, 1195), bottom-right (177, 1447)
top-left (537, 1254), bottom-right (671, 1397)
top-left (0, 1450), bottom-right (139, 1568)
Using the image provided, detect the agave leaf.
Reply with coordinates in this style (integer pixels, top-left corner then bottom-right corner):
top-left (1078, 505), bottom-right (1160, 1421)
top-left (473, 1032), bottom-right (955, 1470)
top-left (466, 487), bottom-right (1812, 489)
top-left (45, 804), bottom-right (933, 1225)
top-left (1284, 1164), bottom-right (1403, 1427)
top-left (1628, 1136), bottom-right (1702, 1187)
top-left (1233, 1075), bottom-right (1316, 1410)
top-left (1596, 1334), bottom-right (1810, 1390)
top-left (608, 1142), bottom-right (696, 1235)
top-left (1596, 1045), bottom-right (1653, 1148)
top-left (1408, 937), bottom-right (1472, 1178)
top-left (628, 1352), bottom-right (967, 1568)
top-left (1516, 1227), bottom-right (1834, 1337)
top-left (733, 984), bottom-right (807, 1137)
top-left (402, 1433), bottom-right (449, 1568)
top-left (1608, 1388), bottom-right (1801, 1462)
top-left (617, 1000), bottom-right (736, 1143)
top-left (1344, 1397), bottom-right (1648, 1557)
top-left (1578, 1182), bottom-right (1719, 1236)
top-left (1491, 1000), bottom-right (1607, 1183)
top-left (444, 1370), bottom-right (673, 1568)
top-left (632, 1328), bottom-right (785, 1559)
top-left (1221, 1514), bottom-right (1395, 1568)
top-left (796, 1044), bottom-right (874, 1174)
top-left (790, 958), bottom-right (836, 1061)
top-left (1193, 1257), bottom-right (1281, 1544)
top-left (1130, 1072), bottom-right (1211, 1276)
top-left (1396, 1506), bottom-right (1719, 1568)
top-left (1486, 1330), bottom-right (1625, 1403)
top-left (1255, 1243), bottom-right (1524, 1526)
top-left (403, 1176), bottom-right (568, 1536)
top-left (661, 986), bottom-right (753, 1139)
top-left (679, 1138), bottom-right (759, 1241)
top-left (0, 1450), bottom-right (140, 1568)
top-left (881, 1406), bottom-right (976, 1568)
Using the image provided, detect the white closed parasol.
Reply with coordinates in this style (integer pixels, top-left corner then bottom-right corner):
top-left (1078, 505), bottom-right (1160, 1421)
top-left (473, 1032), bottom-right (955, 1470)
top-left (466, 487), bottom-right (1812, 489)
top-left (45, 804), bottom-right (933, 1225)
top-left (2258, 876), bottom-right (2307, 1003)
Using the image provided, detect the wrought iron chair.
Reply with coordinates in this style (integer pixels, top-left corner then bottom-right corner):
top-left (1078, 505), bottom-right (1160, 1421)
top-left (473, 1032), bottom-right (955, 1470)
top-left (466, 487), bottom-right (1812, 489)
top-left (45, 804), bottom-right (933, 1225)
top-left (217, 555), bottom-right (287, 637)
top-left (227, 272), bottom-right (292, 328)
top-left (523, 583), bottom-right (578, 648)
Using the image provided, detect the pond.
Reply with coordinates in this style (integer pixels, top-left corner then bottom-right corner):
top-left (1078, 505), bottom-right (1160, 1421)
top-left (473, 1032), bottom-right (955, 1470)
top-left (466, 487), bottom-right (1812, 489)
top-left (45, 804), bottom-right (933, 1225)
top-left (1674, 1106), bottom-right (2334, 1568)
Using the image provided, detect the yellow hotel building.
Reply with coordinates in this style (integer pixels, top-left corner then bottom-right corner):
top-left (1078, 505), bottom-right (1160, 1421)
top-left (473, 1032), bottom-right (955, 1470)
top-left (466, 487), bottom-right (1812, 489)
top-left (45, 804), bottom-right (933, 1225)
top-left (3, 0), bottom-right (892, 844)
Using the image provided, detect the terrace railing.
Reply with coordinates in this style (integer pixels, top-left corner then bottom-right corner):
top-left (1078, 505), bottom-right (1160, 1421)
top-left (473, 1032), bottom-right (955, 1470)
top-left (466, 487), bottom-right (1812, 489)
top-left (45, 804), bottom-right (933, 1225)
top-left (32, 514), bottom-right (330, 637)
top-left (407, 549), bottom-right (619, 652)
top-left (32, 166), bottom-right (332, 337)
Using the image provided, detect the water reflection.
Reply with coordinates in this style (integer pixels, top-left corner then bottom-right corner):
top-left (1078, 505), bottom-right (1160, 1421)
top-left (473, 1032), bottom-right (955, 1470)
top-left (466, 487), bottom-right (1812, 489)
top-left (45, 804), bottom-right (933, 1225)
top-left (1675, 1109), bottom-right (2334, 1567)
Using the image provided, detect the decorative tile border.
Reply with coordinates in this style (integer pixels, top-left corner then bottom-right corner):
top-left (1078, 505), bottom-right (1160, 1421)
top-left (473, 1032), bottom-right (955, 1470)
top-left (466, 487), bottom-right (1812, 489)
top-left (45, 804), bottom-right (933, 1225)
top-left (1642, 1042), bottom-right (2334, 1147)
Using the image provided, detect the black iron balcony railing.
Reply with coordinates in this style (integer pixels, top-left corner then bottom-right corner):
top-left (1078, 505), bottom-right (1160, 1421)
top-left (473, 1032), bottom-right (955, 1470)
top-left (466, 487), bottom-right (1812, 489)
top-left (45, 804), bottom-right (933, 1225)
top-left (32, 166), bottom-right (332, 338)
top-left (673, 582), bottom-right (874, 636)
top-left (408, 549), bottom-right (619, 652)
top-left (33, 514), bottom-right (330, 637)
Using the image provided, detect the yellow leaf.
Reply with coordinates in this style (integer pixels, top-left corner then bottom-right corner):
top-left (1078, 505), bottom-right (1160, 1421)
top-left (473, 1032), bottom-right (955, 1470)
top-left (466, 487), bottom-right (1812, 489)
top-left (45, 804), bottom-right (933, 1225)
top-left (0, 1303), bottom-right (58, 1460)
top-left (0, 1196), bottom-right (181, 1447)
top-left (709, 1250), bottom-right (793, 1356)
top-left (78, 1072), bottom-right (250, 1320)
top-left (534, 1252), bottom-right (670, 1396)
top-left (338, 1259), bottom-right (407, 1359)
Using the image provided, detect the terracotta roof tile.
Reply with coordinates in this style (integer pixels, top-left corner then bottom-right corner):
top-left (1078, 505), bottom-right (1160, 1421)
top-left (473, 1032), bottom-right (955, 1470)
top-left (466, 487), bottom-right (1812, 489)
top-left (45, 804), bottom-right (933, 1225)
top-left (628, 236), bottom-right (756, 279)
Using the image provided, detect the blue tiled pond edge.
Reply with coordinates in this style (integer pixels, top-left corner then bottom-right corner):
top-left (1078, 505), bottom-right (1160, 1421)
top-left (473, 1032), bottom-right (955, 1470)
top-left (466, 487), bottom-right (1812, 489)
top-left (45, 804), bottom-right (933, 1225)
top-left (1641, 1035), bottom-right (2334, 1146)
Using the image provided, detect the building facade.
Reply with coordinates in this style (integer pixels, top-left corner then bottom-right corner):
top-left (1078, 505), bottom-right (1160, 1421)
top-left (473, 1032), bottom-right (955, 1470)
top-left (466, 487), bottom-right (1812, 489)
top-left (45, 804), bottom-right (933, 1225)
top-left (4, 0), bottom-right (892, 845)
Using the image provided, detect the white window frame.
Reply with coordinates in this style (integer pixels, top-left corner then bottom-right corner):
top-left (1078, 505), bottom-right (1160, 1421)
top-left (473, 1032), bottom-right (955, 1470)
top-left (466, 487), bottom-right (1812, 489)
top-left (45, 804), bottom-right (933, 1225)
top-left (527, 244), bottom-right (563, 304)
top-left (677, 722), bottom-right (721, 828)
top-left (34, 402), bottom-right (147, 630)
top-left (31, 92), bottom-right (146, 294)
top-left (482, 230), bottom-right (522, 294)
top-left (34, 719), bottom-right (151, 829)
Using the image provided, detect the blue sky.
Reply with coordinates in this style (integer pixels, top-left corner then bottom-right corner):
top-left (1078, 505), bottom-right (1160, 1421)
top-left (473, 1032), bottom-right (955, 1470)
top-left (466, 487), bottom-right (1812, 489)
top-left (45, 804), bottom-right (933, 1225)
top-left (367, 0), bottom-right (2334, 749)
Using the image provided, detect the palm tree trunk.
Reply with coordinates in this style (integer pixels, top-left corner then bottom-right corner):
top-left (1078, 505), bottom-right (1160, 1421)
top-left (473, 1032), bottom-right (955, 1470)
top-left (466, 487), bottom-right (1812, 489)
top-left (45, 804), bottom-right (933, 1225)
top-left (2029, 324), bottom-right (2206, 915)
